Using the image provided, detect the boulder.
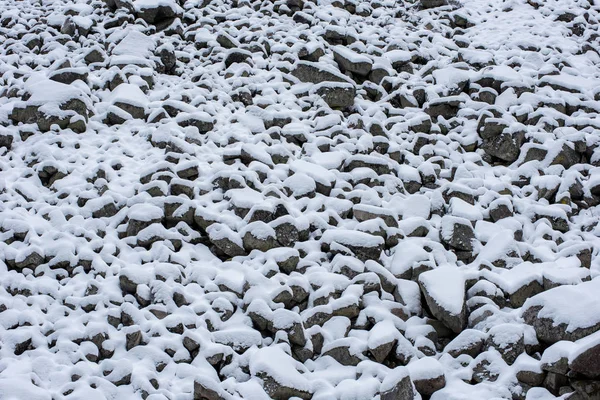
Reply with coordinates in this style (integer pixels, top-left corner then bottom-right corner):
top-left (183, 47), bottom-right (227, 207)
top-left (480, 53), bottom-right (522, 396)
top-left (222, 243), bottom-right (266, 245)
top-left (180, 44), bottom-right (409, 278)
top-left (419, 266), bottom-right (468, 333)
top-left (440, 215), bottom-right (475, 252)
top-left (522, 279), bottom-right (600, 344)
top-left (313, 82), bottom-right (355, 109)
top-left (408, 357), bottom-right (446, 397)
top-left (291, 61), bottom-right (350, 84)
top-left (380, 367), bottom-right (414, 400)
top-left (332, 46), bottom-right (372, 77)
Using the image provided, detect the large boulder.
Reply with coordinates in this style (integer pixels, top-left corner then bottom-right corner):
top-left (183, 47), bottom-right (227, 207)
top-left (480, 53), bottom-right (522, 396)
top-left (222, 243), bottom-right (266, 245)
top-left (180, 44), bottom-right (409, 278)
top-left (419, 266), bottom-right (467, 333)
top-left (522, 279), bottom-right (600, 344)
top-left (10, 77), bottom-right (91, 133)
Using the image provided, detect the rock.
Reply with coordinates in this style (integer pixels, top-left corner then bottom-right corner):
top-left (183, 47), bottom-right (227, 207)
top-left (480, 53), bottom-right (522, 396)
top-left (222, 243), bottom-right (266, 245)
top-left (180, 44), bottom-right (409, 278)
top-left (107, 84), bottom-right (148, 125)
top-left (488, 198), bottom-right (513, 221)
top-left (48, 68), bottom-right (88, 85)
top-left (0, 133), bottom-right (13, 150)
top-left (332, 46), bottom-right (372, 77)
top-left (224, 49), bottom-right (252, 68)
top-left (522, 280), bottom-right (600, 344)
top-left (550, 143), bottom-right (580, 169)
top-left (486, 324), bottom-right (525, 365)
top-left (425, 97), bottom-right (463, 120)
top-left (322, 340), bottom-right (365, 366)
top-left (135, 0), bottom-right (182, 25)
top-left (440, 216), bottom-right (475, 252)
top-left (313, 82), bottom-right (356, 109)
top-left (242, 222), bottom-right (279, 252)
top-left (380, 367), bottom-right (414, 400)
top-left (569, 332), bottom-right (600, 379)
top-left (321, 229), bottom-right (385, 262)
top-left (481, 131), bottom-right (526, 163)
top-left (419, 266), bottom-right (467, 334)
top-left (250, 347), bottom-right (312, 400)
top-left (176, 112), bottom-right (215, 133)
top-left (291, 61), bottom-right (349, 84)
top-left (444, 329), bottom-right (487, 358)
top-left (125, 329), bottom-right (142, 351)
top-left (421, 0), bottom-right (446, 8)
top-left (10, 79), bottom-right (90, 133)
top-left (353, 204), bottom-right (398, 228)
top-left (194, 377), bottom-right (228, 400)
top-left (408, 357), bottom-right (446, 397)
top-left (206, 224), bottom-right (246, 258)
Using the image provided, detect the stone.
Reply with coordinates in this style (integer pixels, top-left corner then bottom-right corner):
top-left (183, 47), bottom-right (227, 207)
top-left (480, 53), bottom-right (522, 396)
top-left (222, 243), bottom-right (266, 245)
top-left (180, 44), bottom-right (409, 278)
top-left (313, 83), bottom-right (356, 109)
top-left (522, 280), bottom-right (600, 344)
top-left (425, 97), bottom-right (463, 120)
top-left (380, 367), bottom-right (413, 400)
top-left (332, 46), bottom-right (372, 77)
top-left (421, 0), bottom-right (446, 8)
top-left (440, 216), bottom-right (475, 252)
top-left (409, 357), bottom-right (446, 397)
top-left (291, 61), bottom-right (349, 84)
top-left (419, 266), bottom-right (468, 334)
top-left (569, 335), bottom-right (600, 379)
top-left (444, 329), bottom-right (487, 358)
top-left (481, 131), bottom-right (526, 163)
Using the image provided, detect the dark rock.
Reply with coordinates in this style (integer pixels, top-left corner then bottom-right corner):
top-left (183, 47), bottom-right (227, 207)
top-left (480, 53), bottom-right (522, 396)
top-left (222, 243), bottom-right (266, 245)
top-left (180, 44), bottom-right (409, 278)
top-left (291, 61), bottom-right (349, 84)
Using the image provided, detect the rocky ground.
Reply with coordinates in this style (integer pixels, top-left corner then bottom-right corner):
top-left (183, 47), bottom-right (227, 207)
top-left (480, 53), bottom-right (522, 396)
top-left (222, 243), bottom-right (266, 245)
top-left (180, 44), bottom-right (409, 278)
top-left (1, 0), bottom-right (600, 398)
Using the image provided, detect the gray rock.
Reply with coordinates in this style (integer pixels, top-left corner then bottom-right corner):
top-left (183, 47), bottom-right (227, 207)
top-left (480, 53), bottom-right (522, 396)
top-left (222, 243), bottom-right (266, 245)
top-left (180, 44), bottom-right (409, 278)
top-left (136, 2), bottom-right (181, 25)
top-left (419, 267), bottom-right (468, 334)
top-left (412, 372), bottom-right (445, 397)
top-left (425, 97), bottom-right (463, 120)
top-left (49, 68), bottom-right (88, 85)
top-left (380, 367), bottom-right (413, 400)
top-left (314, 83), bottom-right (355, 109)
top-left (332, 47), bottom-right (372, 77)
top-left (522, 281), bottom-right (600, 344)
top-left (194, 378), bottom-right (228, 400)
top-left (258, 372), bottom-right (312, 400)
top-left (550, 143), bottom-right (580, 169)
top-left (481, 131), bottom-right (526, 163)
top-left (0, 133), bottom-right (13, 150)
top-left (323, 342), bottom-right (364, 366)
top-left (242, 222), bottom-right (279, 253)
top-left (485, 324), bottom-right (524, 365)
top-left (569, 340), bottom-right (600, 379)
top-left (444, 329), bottom-right (487, 358)
top-left (224, 49), bottom-right (252, 68)
top-left (421, 0), bottom-right (447, 8)
top-left (291, 61), bottom-right (349, 84)
top-left (440, 216), bottom-right (475, 251)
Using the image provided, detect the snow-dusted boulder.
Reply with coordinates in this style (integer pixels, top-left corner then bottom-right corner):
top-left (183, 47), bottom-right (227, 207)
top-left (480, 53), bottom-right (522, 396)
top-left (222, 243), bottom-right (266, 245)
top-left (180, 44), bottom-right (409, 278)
top-left (380, 367), bottom-right (414, 400)
top-left (522, 279), bottom-right (600, 344)
top-left (419, 266), bottom-right (467, 333)
top-left (10, 76), bottom-right (91, 133)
